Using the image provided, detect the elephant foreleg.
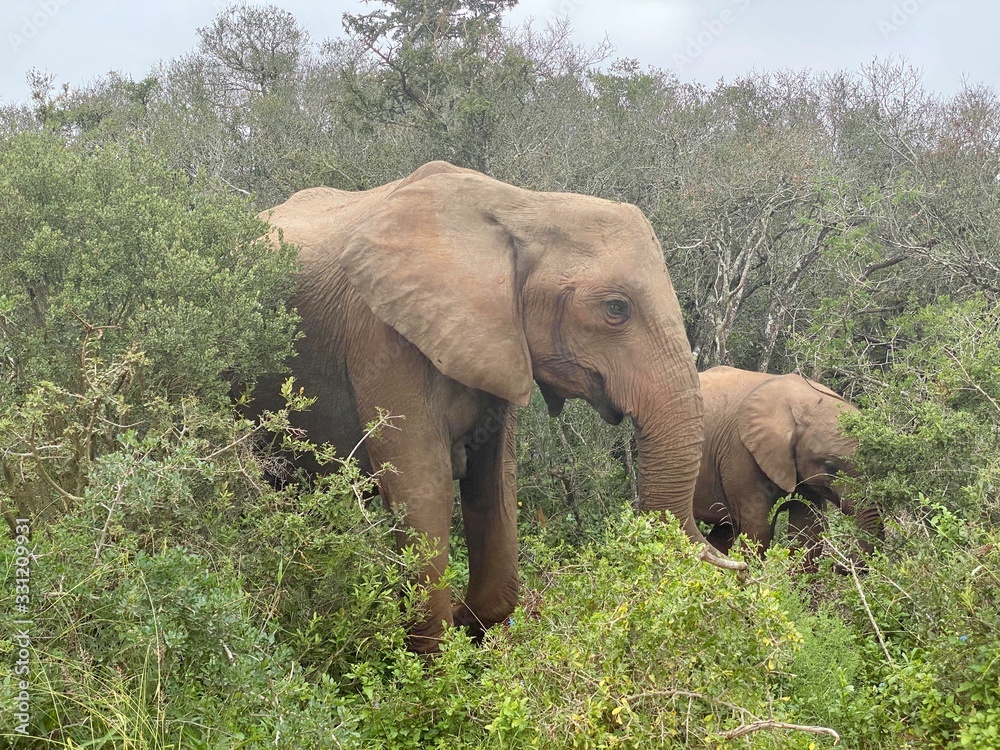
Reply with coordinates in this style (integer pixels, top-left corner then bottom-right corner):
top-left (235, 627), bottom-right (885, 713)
top-left (727, 490), bottom-right (777, 556)
top-left (454, 404), bottom-right (520, 640)
top-left (353, 406), bottom-right (457, 650)
top-left (787, 498), bottom-right (825, 570)
top-left (348, 326), bottom-right (460, 653)
top-left (843, 497), bottom-right (883, 557)
top-left (787, 499), bottom-right (823, 546)
top-left (372, 440), bottom-right (457, 653)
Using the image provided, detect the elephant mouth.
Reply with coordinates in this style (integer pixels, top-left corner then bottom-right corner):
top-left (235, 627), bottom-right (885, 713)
top-left (579, 370), bottom-right (624, 425)
top-left (591, 393), bottom-right (625, 425)
top-left (536, 373), bottom-right (624, 424)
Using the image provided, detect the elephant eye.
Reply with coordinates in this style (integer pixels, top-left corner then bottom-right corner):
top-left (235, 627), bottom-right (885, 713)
top-left (603, 298), bottom-right (631, 325)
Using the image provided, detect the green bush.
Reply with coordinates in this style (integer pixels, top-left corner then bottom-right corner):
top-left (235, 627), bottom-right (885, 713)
top-left (795, 296), bottom-right (1000, 525)
top-left (791, 294), bottom-right (1000, 748)
top-left (473, 515), bottom-right (852, 749)
top-left (0, 380), bottom-right (420, 747)
top-left (819, 509), bottom-right (1000, 749)
top-left (0, 130), bottom-right (299, 522)
top-left (0, 131), bottom-right (298, 397)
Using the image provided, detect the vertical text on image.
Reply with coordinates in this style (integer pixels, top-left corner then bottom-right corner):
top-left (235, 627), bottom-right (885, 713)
top-left (12, 517), bottom-right (32, 736)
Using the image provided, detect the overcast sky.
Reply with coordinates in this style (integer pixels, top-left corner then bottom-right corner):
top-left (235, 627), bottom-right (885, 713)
top-left (2, 0), bottom-right (997, 105)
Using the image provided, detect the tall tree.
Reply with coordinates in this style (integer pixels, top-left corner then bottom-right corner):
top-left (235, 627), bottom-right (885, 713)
top-left (196, 2), bottom-right (307, 102)
top-left (340, 0), bottom-right (522, 170)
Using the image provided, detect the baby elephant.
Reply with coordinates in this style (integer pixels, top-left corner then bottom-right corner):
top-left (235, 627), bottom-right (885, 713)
top-left (694, 366), bottom-right (879, 562)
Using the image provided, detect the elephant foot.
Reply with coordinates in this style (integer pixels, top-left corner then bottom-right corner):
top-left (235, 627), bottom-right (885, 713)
top-left (405, 609), bottom-right (450, 654)
top-left (405, 607), bottom-right (493, 651)
top-left (406, 630), bottom-right (445, 654)
top-left (452, 604), bottom-right (488, 643)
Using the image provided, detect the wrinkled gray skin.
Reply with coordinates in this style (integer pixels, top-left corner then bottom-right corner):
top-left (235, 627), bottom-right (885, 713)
top-left (694, 367), bottom-right (881, 563)
top-left (248, 161), bottom-right (743, 652)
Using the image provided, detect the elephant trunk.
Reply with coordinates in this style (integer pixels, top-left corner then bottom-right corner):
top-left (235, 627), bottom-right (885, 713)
top-left (631, 367), bottom-right (745, 572)
top-left (840, 495), bottom-right (884, 557)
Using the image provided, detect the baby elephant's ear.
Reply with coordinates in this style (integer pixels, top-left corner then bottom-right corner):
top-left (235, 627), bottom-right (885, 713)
top-left (339, 172), bottom-right (533, 406)
top-left (738, 377), bottom-right (798, 493)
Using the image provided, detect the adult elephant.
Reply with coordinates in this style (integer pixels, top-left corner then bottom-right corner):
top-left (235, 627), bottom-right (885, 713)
top-left (693, 366), bottom-right (881, 562)
top-left (250, 161), bottom-right (743, 652)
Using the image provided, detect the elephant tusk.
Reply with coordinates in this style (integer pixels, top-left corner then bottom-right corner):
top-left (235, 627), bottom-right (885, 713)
top-left (699, 545), bottom-right (748, 573)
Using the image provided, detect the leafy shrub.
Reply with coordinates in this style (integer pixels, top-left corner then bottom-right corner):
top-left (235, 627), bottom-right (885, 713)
top-left (0, 131), bottom-right (298, 397)
top-left (804, 508), bottom-right (1000, 749)
top-left (0, 130), bottom-right (299, 521)
top-left (791, 294), bottom-right (1000, 748)
top-left (0, 373), bottom-right (419, 747)
top-left (235, 450), bottom-right (431, 680)
top-left (0, 131), bottom-right (353, 747)
top-left (795, 296), bottom-right (1000, 525)
top-left (780, 580), bottom-right (888, 749)
top-left (475, 514), bottom-right (851, 749)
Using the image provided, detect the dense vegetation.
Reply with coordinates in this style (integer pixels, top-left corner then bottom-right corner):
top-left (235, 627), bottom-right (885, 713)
top-left (1, 2), bottom-right (998, 747)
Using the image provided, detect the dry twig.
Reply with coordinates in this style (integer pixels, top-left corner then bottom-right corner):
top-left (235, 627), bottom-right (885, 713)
top-left (720, 719), bottom-right (840, 742)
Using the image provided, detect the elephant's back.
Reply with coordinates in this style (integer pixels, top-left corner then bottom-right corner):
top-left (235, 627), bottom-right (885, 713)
top-left (256, 186), bottom-right (401, 472)
top-left (699, 366), bottom-right (772, 412)
top-left (259, 163), bottom-right (484, 264)
top-left (259, 183), bottom-right (399, 258)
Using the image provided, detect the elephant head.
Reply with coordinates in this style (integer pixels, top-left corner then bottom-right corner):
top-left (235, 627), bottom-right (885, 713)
top-left (336, 163), bottom-right (740, 569)
top-left (738, 375), bottom-right (859, 502)
top-left (737, 373), bottom-right (881, 558)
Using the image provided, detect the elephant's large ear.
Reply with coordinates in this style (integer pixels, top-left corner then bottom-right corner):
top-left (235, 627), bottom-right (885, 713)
top-left (738, 377), bottom-right (798, 493)
top-left (338, 170), bottom-right (534, 406)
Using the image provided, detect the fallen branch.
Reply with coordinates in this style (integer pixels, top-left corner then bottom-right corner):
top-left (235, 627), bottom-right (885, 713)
top-left (720, 719), bottom-right (840, 742)
top-left (828, 539), bottom-right (893, 665)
